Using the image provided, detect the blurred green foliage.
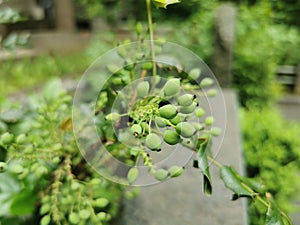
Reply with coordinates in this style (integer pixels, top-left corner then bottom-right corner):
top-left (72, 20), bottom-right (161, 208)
top-left (241, 107), bottom-right (300, 225)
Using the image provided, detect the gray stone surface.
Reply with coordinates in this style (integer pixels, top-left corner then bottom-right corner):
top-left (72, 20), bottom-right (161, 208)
top-left (115, 89), bottom-right (248, 225)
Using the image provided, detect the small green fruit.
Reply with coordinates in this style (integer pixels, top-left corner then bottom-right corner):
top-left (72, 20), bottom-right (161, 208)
top-left (11, 164), bottom-right (24, 174)
top-left (158, 104), bottom-right (177, 119)
top-left (169, 114), bottom-right (182, 125)
top-left (79, 209), bottom-right (91, 220)
top-left (107, 64), bottom-right (120, 74)
top-left (127, 167), bottom-right (139, 184)
top-left (0, 132), bottom-right (13, 145)
top-left (16, 134), bottom-right (26, 144)
top-left (155, 117), bottom-right (167, 128)
top-left (137, 81), bottom-right (150, 98)
top-left (211, 127), bottom-right (222, 136)
top-left (0, 162), bottom-right (7, 173)
top-left (205, 116), bottom-right (214, 126)
top-left (154, 169), bottom-right (169, 181)
top-left (69, 212), bottom-right (80, 224)
top-left (200, 77), bottom-right (214, 87)
top-left (163, 78), bottom-right (180, 97)
top-left (145, 133), bottom-right (162, 151)
top-left (195, 108), bottom-right (205, 118)
top-left (176, 122), bottom-right (196, 138)
top-left (97, 212), bottom-right (107, 221)
top-left (189, 68), bottom-right (201, 80)
top-left (131, 124), bottom-right (142, 136)
top-left (192, 122), bottom-right (204, 131)
top-left (177, 94), bottom-right (195, 106)
top-left (41, 215), bottom-right (51, 225)
top-left (168, 166), bottom-right (184, 177)
top-left (179, 101), bottom-right (197, 114)
top-left (40, 204), bottom-right (51, 214)
top-left (105, 113), bottom-right (121, 121)
top-left (207, 89), bottom-right (218, 97)
top-left (142, 62), bottom-right (153, 70)
top-left (94, 198), bottom-right (109, 208)
top-left (135, 22), bottom-right (143, 35)
top-left (163, 130), bottom-right (180, 145)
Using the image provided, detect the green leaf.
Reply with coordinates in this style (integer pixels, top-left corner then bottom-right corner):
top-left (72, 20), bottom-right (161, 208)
top-left (266, 195), bottom-right (293, 225)
top-left (220, 166), bottom-right (255, 198)
top-left (197, 139), bottom-right (212, 195)
top-left (10, 189), bottom-right (37, 216)
top-left (152, 0), bottom-right (180, 9)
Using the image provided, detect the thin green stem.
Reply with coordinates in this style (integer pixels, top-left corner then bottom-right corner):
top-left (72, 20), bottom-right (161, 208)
top-left (207, 155), bottom-right (222, 169)
top-left (146, 0), bottom-right (157, 79)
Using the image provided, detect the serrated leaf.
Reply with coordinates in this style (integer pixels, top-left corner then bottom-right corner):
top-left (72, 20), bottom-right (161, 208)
top-left (153, 0), bottom-right (180, 9)
top-left (197, 139), bottom-right (212, 195)
top-left (220, 166), bottom-right (255, 198)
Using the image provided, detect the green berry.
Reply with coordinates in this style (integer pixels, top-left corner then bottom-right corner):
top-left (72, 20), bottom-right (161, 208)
top-left (0, 132), bottom-right (13, 145)
top-left (142, 62), bottom-right (153, 70)
top-left (207, 89), bottom-right (218, 97)
top-left (71, 181), bottom-right (81, 190)
top-left (163, 78), bottom-right (180, 97)
top-left (168, 166), bottom-right (184, 177)
top-left (135, 22), bottom-right (143, 35)
top-left (0, 121), bottom-right (8, 133)
top-left (211, 127), bottom-right (222, 136)
top-left (145, 133), bottom-right (162, 151)
top-left (0, 162), bottom-right (7, 173)
top-left (11, 164), bottom-right (24, 174)
top-left (107, 64), bottom-right (120, 74)
top-left (192, 122), bottom-right (204, 131)
top-left (154, 169), bottom-right (169, 181)
top-left (177, 94), bottom-right (195, 106)
top-left (40, 204), bottom-right (51, 214)
top-left (169, 114), bottom-right (182, 125)
top-left (205, 116), bottom-right (214, 126)
top-left (200, 77), bottom-right (214, 87)
top-left (189, 68), bottom-right (201, 80)
top-left (158, 104), bottom-right (177, 119)
top-left (176, 122), bottom-right (196, 138)
top-left (16, 134), bottom-right (26, 144)
top-left (163, 130), bottom-right (180, 145)
top-left (179, 101), bottom-right (197, 114)
top-left (127, 167), bottom-right (139, 184)
top-left (41, 215), bottom-right (51, 225)
top-left (79, 209), bottom-right (91, 220)
top-left (94, 198), bottom-right (109, 208)
top-left (69, 212), bottom-right (80, 224)
top-left (97, 212), bottom-right (107, 221)
top-left (137, 81), bottom-right (150, 98)
top-left (155, 117), bottom-right (167, 128)
top-left (195, 108), bottom-right (205, 118)
top-left (131, 124), bottom-right (142, 136)
top-left (105, 113), bottom-right (121, 121)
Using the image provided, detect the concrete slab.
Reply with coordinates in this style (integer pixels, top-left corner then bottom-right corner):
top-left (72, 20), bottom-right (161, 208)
top-left (115, 89), bottom-right (248, 225)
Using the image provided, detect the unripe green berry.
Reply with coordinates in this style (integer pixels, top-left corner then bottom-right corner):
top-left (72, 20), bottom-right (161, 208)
top-left (200, 77), bottom-right (214, 87)
top-left (24, 145), bottom-right (34, 154)
top-left (192, 122), bottom-right (204, 131)
top-left (0, 121), bottom-right (8, 133)
top-left (155, 117), bottom-right (167, 128)
top-left (0, 162), bottom-right (8, 173)
top-left (41, 215), bottom-right (51, 225)
top-left (179, 101), bottom-right (197, 114)
top-left (189, 68), bottom-right (201, 80)
top-left (163, 130), bottom-right (180, 145)
top-left (107, 64), bottom-right (120, 74)
top-left (207, 88), bottom-right (218, 97)
top-left (211, 127), bottom-right (222, 136)
top-left (195, 108), bottom-right (205, 118)
top-left (11, 164), bottom-right (24, 174)
top-left (177, 94), bottom-right (195, 106)
top-left (94, 198), bottom-right (109, 208)
top-left (40, 204), bottom-right (51, 214)
top-left (163, 78), bottom-right (180, 97)
top-left (168, 166), bottom-right (184, 177)
top-left (69, 212), bottom-right (80, 224)
top-left (142, 62), bottom-right (153, 70)
top-left (105, 113), bottom-right (121, 121)
top-left (16, 134), bottom-right (26, 144)
top-left (127, 167), bottom-right (139, 184)
top-left (135, 22), bottom-right (143, 35)
top-left (137, 81), bottom-right (150, 98)
top-left (205, 116), bottom-right (214, 126)
top-left (158, 104), bottom-right (177, 119)
top-left (154, 169), bottom-right (169, 181)
top-left (0, 132), bottom-right (13, 145)
top-left (97, 212), bottom-right (107, 221)
top-left (79, 209), bottom-right (91, 220)
top-left (176, 122), bottom-right (196, 138)
top-left (169, 114), bottom-right (182, 125)
top-left (131, 124), bottom-right (142, 136)
top-left (145, 133), bottom-right (162, 151)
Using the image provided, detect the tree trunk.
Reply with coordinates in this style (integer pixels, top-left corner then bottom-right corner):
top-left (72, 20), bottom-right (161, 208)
top-left (54, 0), bottom-right (76, 32)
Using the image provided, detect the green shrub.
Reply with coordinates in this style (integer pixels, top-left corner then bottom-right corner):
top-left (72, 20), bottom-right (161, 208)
top-left (241, 107), bottom-right (300, 225)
